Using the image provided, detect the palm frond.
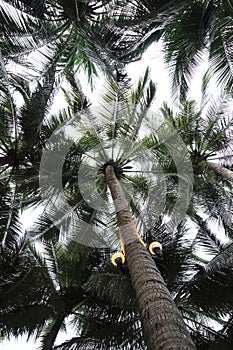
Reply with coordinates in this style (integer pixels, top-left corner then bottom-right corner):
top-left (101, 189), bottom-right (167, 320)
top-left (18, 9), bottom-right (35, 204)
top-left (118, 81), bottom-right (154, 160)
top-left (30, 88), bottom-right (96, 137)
top-left (183, 241), bottom-right (233, 314)
top-left (19, 63), bottom-right (56, 148)
top-left (84, 271), bottom-right (136, 309)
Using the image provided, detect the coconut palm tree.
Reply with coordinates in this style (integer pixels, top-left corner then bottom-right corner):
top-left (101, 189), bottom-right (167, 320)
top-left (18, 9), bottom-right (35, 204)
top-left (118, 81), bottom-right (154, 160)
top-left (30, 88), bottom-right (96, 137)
top-left (1, 64), bottom-right (197, 348)
top-left (0, 56), bottom-right (59, 257)
top-left (159, 98), bottom-right (233, 182)
top-left (34, 69), bottom-right (198, 348)
top-left (113, 0), bottom-right (233, 98)
top-left (158, 98), bottom-right (233, 243)
top-left (0, 0), bottom-right (132, 84)
top-left (103, 167), bottom-right (195, 349)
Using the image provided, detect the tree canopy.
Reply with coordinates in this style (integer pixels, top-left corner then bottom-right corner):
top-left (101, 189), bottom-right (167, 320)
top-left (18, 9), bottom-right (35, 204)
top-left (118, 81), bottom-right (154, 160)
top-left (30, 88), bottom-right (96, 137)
top-left (0, 1), bottom-right (233, 349)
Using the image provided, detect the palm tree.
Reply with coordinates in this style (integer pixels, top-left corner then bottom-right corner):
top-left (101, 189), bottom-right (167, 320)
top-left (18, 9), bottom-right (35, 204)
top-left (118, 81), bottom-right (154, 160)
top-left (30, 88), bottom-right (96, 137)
top-left (104, 165), bottom-right (195, 349)
top-left (158, 98), bottom-right (233, 242)
top-left (89, 82), bottom-right (233, 349)
top-left (113, 0), bottom-right (233, 98)
top-left (0, 0), bottom-right (132, 85)
top-left (160, 99), bottom-right (233, 183)
top-left (34, 69), bottom-right (199, 348)
top-left (0, 64), bottom-right (196, 348)
top-left (0, 55), bottom-right (59, 256)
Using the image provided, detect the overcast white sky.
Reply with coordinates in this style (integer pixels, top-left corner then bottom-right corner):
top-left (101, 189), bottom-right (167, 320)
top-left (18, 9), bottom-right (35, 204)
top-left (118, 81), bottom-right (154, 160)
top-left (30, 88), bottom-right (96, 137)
top-left (1, 42), bottom-right (220, 350)
top-left (0, 324), bottom-right (76, 349)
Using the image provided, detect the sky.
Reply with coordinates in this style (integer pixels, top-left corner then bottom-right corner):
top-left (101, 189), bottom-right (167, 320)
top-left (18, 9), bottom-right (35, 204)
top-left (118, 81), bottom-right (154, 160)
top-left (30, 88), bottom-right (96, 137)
top-left (0, 41), bottom-right (224, 349)
top-left (0, 324), bottom-right (77, 350)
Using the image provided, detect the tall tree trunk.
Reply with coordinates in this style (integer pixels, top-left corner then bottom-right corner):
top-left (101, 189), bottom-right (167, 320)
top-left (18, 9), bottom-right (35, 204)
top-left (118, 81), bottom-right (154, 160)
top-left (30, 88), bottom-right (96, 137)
top-left (105, 165), bottom-right (196, 350)
top-left (206, 161), bottom-right (233, 183)
top-left (43, 313), bottom-right (65, 350)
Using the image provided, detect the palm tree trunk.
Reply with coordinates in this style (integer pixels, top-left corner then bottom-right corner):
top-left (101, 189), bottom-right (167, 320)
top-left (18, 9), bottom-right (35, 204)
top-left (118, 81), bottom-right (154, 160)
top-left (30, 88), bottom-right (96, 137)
top-left (43, 313), bottom-right (65, 350)
top-left (105, 165), bottom-right (196, 350)
top-left (206, 161), bottom-right (233, 183)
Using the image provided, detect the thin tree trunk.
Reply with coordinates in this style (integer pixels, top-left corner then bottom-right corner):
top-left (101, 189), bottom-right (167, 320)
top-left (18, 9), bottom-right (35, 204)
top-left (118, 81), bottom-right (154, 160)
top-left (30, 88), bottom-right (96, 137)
top-left (105, 165), bottom-right (196, 350)
top-left (206, 161), bottom-right (233, 183)
top-left (43, 313), bottom-right (65, 350)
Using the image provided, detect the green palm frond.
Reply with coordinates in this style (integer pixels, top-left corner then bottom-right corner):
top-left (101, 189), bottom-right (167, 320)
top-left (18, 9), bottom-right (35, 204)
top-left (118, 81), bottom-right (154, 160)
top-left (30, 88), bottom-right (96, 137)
top-left (19, 63), bottom-right (56, 148)
top-left (162, 1), bottom-right (233, 97)
top-left (131, 67), bottom-right (156, 107)
top-left (84, 271), bottom-right (136, 309)
top-left (192, 213), bottom-right (224, 257)
top-left (113, 0), bottom-right (233, 97)
top-left (187, 318), bottom-right (228, 349)
top-left (218, 314), bottom-right (233, 347)
top-left (145, 219), bottom-right (196, 291)
top-left (0, 1), bottom-right (43, 59)
top-left (0, 72), bottom-right (18, 159)
top-left (205, 241), bottom-right (233, 275)
top-left (0, 240), bottom-right (56, 338)
top-left (0, 0), bottom-right (135, 87)
top-left (191, 177), bottom-right (233, 235)
top-left (207, 15), bottom-right (233, 92)
top-left (0, 304), bottom-right (54, 338)
top-left (183, 242), bottom-right (233, 314)
top-left (61, 69), bottom-right (89, 114)
top-left (69, 303), bottom-right (143, 350)
top-left (0, 196), bottom-right (23, 256)
top-left (40, 108), bottom-right (73, 141)
top-left (163, 2), bottom-right (208, 100)
top-left (53, 326), bottom-right (144, 350)
top-left (2, 0), bottom-right (48, 19)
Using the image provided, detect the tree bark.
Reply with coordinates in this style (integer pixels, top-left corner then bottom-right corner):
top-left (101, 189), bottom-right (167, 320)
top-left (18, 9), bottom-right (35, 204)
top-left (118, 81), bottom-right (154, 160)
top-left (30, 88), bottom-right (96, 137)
top-left (105, 165), bottom-right (196, 350)
top-left (206, 161), bottom-right (233, 183)
top-left (42, 313), bottom-right (65, 350)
